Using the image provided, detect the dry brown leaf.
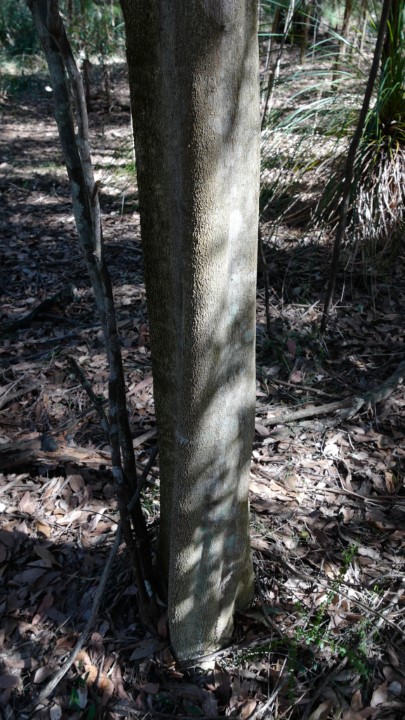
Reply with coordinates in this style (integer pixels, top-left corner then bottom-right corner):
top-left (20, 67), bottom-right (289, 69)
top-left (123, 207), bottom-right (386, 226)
top-left (213, 662), bottom-right (231, 705)
top-left (85, 664), bottom-right (99, 684)
top-left (33, 545), bottom-right (60, 566)
top-left (32, 591), bottom-right (54, 624)
top-left (55, 635), bottom-right (76, 650)
top-left (255, 421), bottom-right (269, 436)
top-left (33, 665), bottom-right (54, 684)
top-left (350, 690), bottom-right (363, 712)
top-left (358, 708), bottom-right (378, 718)
top-left (240, 699), bottom-right (257, 719)
top-left (111, 664), bottom-right (128, 700)
top-left (160, 647), bottom-right (176, 667)
top-left (370, 681), bottom-right (388, 707)
top-left (68, 474), bottom-right (85, 493)
top-left (307, 700), bottom-right (333, 720)
top-left (18, 491), bottom-right (36, 514)
top-left (36, 520), bottom-right (51, 537)
top-left (99, 674), bottom-right (114, 705)
top-left (129, 638), bottom-right (159, 661)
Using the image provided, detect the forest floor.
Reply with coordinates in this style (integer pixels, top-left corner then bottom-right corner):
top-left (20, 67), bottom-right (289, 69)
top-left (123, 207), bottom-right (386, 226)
top-left (0, 59), bottom-right (404, 720)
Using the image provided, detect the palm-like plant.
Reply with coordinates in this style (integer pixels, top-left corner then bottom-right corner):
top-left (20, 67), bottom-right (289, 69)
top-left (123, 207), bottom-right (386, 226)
top-left (352, 0), bottom-right (405, 255)
top-left (319, 0), bottom-right (405, 261)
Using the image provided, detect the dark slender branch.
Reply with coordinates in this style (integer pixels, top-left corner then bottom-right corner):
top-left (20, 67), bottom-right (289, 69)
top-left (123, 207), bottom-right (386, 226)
top-left (258, 227), bottom-right (272, 341)
top-left (29, 526), bottom-right (122, 715)
top-left (67, 356), bottom-right (109, 436)
top-left (28, 0), bottom-right (156, 617)
top-left (261, 0), bottom-right (295, 129)
top-left (320, 0), bottom-right (392, 333)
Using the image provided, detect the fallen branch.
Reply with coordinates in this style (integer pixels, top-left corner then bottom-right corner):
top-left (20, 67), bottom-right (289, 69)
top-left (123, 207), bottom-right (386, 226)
top-left (332, 358), bottom-right (405, 424)
top-left (67, 356), bottom-right (110, 437)
top-left (265, 399), bottom-right (347, 428)
top-left (264, 360), bottom-right (405, 429)
top-left (0, 429), bottom-right (157, 473)
top-left (0, 286), bottom-right (75, 336)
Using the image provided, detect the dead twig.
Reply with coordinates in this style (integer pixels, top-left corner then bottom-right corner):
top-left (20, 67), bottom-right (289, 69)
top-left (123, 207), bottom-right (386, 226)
top-left (261, 541), bottom-right (405, 639)
top-left (67, 356), bottom-right (110, 437)
top-left (0, 286), bottom-right (75, 337)
top-left (29, 457), bottom-right (155, 714)
top-left (29, 524), bottom-right (122, 715)
top-left (300, 657), bottom-right (348, 720)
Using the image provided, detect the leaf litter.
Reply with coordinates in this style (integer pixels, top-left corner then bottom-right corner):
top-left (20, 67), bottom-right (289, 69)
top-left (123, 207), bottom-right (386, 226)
top-left (0, 57), bottom-right (404, 719)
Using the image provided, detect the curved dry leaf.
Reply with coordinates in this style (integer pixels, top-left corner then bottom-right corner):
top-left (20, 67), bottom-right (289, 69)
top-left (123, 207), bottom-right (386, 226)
top-left (32, 591), bottom-right (54, 625)
top-left (371, 681), bottom-right (388, 707)
top-left (99, 675), bottom-right (114, 706)
top-left (33, 665), bottom-right (54, 684)
top-left (351, 689), bottom-right (363, 711)
top-left (255, 421), bottom-right (269, 437)
top-left (33, 545), bottom-right (60, 566)
top-left (112, 664), bottom-right (128, 700)
top-left (308, 700), bottom-right (333, 720)
top-left (36, 520), bottom-right (51, 538)
top-left (240, 699), bottom-right (257, 719)
top-left (19, 491), bottom-right (36, 514)
top-left (68, 474), bottom-right (85, 493)
top-left (129, 638), bottom-right (159, 661)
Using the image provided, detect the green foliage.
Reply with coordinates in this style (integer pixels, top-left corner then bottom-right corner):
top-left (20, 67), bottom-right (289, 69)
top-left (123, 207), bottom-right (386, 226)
top-left (0, 0), bottom-right (39, 56)
top-left (61, 0), bottom-right (125, 62)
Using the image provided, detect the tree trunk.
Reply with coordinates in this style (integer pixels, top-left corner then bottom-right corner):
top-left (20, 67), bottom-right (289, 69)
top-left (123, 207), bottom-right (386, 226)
top-left (120, 1), bottom-right (260, 663)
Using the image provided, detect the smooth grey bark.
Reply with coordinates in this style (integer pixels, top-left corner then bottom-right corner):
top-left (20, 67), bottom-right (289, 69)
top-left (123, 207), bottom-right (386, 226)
top-left (121, 1), bottom-right (260, 662)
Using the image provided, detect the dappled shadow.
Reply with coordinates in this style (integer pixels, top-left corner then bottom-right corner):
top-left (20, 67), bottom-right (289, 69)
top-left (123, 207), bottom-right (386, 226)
top-left (0, 56), bottom-right (404, 718)
top-left (0, 461), bottom-right (167, 717)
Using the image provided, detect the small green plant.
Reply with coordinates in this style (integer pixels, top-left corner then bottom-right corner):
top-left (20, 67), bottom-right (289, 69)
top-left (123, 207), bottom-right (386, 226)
top-left (69, 674), bottom-right (98, 717)
top-left (341, 542), bottom-right (359, 568)
top-left (69, 677), bottom-right (87, 710)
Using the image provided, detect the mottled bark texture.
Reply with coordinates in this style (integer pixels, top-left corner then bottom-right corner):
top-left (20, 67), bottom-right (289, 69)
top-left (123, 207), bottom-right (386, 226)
top-left (121, 0), bottom-right (260, 662)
